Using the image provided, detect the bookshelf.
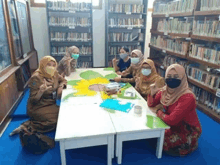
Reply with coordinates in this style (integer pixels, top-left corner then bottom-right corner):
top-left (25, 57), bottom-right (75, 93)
top-left (105, 0), bottom-right (148, 67)
top-left (46, 0), bottom-right (93, 68)
top-left (150, 0), bottom-right (220, 123)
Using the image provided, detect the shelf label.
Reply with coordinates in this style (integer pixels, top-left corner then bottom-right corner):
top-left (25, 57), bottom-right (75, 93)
top-left (69, 26), bottom-right (75, 29)
top-left (162, 49), bottom-right (166, 53)
top-left (216, 89), bottom-right (220, 97)
top-left (165, 13), bottom-right (169, 17)
top-left (127, 27), bottom-right (133, 30)
top-left (126, 12), bottom-right (131, 15)
top-left (69, 10), bottom-right (76, 13)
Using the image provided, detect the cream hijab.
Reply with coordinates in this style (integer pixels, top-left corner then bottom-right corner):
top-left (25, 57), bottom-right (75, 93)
top-left (160, 64), bottom-right (195, 106)
top-left (131, 49), bottom-right (144, 69)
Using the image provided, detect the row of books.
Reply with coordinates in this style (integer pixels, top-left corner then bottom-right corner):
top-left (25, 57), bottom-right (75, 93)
top-left (51, 46), bottom-right (92, 55)
top-left (189, 83), bottom-right (220, 114)
top-left (50, 32), bottom-right (92, 41)
top-left (77, 62), bottom-right (92, 68)
top-left (200, 0), bottom-right (220, 11)
top-left (47, 1), bottom-right (91, 11)
top-left (187, 66), bottom-right (220, 90)
top-left (189, 43), bottom-right (220, 64)
top-left (109, 46), bottom-right (142, 55)
top-left (162, 55), bottom-right (188, 68)
top-left (49, 17), bottom-right (91, 27)
top-left (157, 67), bottom-right (166, 77)
top-left (109, 4), bottom-right (144, 13)
top-left (153, 0), bottom-right (196, 15)
top-left (193, 19), bottom-right (220, 38)
top-left (157, 18), bottom-right (192, 34)
top-left (150, 35), bottom-right (189, 55)
top-left (109, 18), bottom-right (144, 28)
top-left (108, 33), bottom-right (144, 42)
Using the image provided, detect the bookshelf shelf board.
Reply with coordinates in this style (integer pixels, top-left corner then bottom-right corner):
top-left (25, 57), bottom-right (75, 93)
top-left (150, 30), bottom-right (164, 36)
top-left (109, 12), bottom-right (146, 15)
top-left (17, 53), bottom-right (35, 65)
top-left (152, 14), bottom-right (166, 18)
top-left (168, 32), bottom-right (191, 38)
top-left (49, 26), bottom-right (91, 33)
top-left (169, 11), bottom-right (194, 17)
top-left (197, 103), bottom-right (220, 124)
top-left (194, 10), bottom-right (220, 16)
top-left (48, 11), bottom-right (90, 18)
top-left (191, 35), bottom-right (220, 43)
top-left (109, 27), bottom-right (145, 30)
top-left (48, 9), bottom-right (90, 13)
top-left (51, 41), bottom-right (92, 47)
top-left (109, 41), bottom-right (143, 46)
top-left (149, 44), bottom-right (162, 51)
top-left (188, 78), bottom-right (217, 94)
top-left (187, 57), bottom-right (220, 69)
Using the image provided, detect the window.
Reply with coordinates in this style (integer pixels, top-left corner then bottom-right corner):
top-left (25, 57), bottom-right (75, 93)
top-left (30, 0), bottom-right (45, 7)
top-left (92, 0), bottom-right (102, 9)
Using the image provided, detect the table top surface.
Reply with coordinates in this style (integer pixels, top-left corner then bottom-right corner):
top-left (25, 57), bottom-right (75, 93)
top-left (55, 68), bottom-right (169, 141)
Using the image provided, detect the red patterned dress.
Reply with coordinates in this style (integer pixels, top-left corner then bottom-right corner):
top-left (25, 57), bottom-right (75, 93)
top-left (147, 91), bottom-right (202, 156)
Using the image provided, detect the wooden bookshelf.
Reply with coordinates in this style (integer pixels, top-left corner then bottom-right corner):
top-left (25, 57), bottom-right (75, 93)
top-left (187, 57), bottom-right (220, 69)
top-left (150, 29), bottom-right (164, 36)
top-left (191, 34), bottom-right (220, 43)
top-left (168, 32), bottom-right (191, 38)
top-left (149, 44), bottom-right (162, 52)
top-left (169, 11), bottom-right (194, 17)
top-left (152, 14), bottom-right (166, 18)
top-left (197, 103), bottom-right (220, 124)
top-left (194, 10), bottom-right (220, 16)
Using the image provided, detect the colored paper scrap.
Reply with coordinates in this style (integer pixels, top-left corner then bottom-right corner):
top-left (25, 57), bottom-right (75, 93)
top-left (105, 73), bottom-right (118, 79)
top-left (146, 115), bottom-right (168, 129)
top-left (100, 99), bottom-right (134, 113)
top-left (104, 67), bottom-right (115, 71)
top-left (80, 70), bottom-right (103, 80)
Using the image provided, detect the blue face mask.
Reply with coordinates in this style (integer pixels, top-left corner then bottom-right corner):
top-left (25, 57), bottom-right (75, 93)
top-left (71, 54), bottom-right (79, 59)
top-left (120, 53), bottom-right (128, 60)
top-left (131, 58), bottom-right (139, 64)
top-left (141, 69), bottom-right (151, 76)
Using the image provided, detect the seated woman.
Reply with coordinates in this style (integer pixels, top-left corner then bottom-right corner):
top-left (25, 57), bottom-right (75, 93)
top-left (10, 56), bottom-right (67, 136)
top-left (114, 49), bottom-right (144, 87)
top-left (112, 46), bottom-right (131, 75)
top-left (148, 64), bottom-right (202, 156)
top-left (135, 59), bottom-right (164, 100)
top-left (57, 46), bottom-right (80, 76)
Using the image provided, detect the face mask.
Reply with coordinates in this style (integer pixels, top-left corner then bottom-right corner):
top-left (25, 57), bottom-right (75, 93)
top-left (131, 58), bottom-right (139, 64)
top-left (120, 53), bottom-right (128, 60)
top-left (165, 78), bottom-right (181, 89)
top-left (45, 66), bottom-right (55, 76)
top-left (141, 69), bottom-right (151, 76)
top-left (71, 54), bottom-right (79, 60)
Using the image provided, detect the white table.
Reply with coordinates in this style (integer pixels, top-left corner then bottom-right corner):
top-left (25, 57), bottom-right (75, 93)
top-left (109, 91), bottom-right (170, 164)
top-left (55, 90), bottom-right (115, 165)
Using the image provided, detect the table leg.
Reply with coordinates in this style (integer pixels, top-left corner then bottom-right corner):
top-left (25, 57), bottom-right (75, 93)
top-left (60, 141), bottom-right (66, 165)
top-left (156, 130), bottom-right (165, 159)
top-left (111, 135), bottom-right (114, 159)
top-left (116, 135), bottom-right (119, 157)
top-left (117, 136), bottom-right (122, 165)
top-left (108, 136), bottom-right (112, 165)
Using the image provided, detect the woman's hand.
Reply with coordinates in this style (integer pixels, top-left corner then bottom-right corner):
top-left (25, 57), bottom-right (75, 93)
top-left (114, 77), bottom-right (122, 82)
top-left (121, 71), bottom-right (127, 77)
top-left (39, 79), bottom-right (53, 93)
top-left (150, 83), bottom-right (160, 96)
top-left (112, 58), bottom-right (117, 65)
top-left (116, 71), bottom-right (122, 75)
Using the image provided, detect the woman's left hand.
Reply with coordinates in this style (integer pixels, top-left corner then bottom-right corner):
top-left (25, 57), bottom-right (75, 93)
top-left (114, 77), bottom-right (122, 82)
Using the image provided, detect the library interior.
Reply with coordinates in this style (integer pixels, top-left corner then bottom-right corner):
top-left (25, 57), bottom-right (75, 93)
top-left (0, 0), bottom-right (220, 165)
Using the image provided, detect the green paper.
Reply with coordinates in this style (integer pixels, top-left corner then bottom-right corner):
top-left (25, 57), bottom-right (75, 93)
top-left (117, 89), bottom-right (140, 100)
top-left (121, 83), bottom-right (132, 90)
top-left (146, 115), bottom-right (168, 129)
top-left (104, 67), bottom-right (115, 71)
top-left (103, 108), bottom-right (116, 114)
top-left (80, 70), bottom-right (103, 80)
top-left (105, 73), bottom-right (118, 79)
top-left (67, 80), bottom-right (80, 86)
top-left (62, 93), bottom-right (75, 101)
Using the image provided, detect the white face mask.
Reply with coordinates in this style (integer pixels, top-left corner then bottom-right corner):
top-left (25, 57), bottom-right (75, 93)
top-left (120, 53), bottom-right (128, 60)
top-left (131, 58), bottom-right (139, 64)
top-left (141, 69), bottom-right (151, 76)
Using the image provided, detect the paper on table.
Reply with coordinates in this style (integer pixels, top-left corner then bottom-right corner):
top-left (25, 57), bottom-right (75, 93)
top-left (64, 96), bottom-right (103, 106)
top-left (146, 115), bottom-right (168, 129)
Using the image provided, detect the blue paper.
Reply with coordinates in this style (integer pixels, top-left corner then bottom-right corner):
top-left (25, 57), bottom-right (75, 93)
top-left (100, 99), bottom-right (134, 113)
top-left (56, 99), bottom-right (61, 106)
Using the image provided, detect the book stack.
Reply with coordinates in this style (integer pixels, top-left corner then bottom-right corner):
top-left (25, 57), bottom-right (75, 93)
top-left (163, 55), bottom-right (189, 68)
top-left (50, 32), bottom-right (66, 41)
top-left (193, 19), bottom-right (220, 38)
top-left (150, 35), bottom-right (189, 55)
top-left (49, 16), bottom-right (91, 27)
top-left (109, 18), bottom-right (144, 28)
top-left (189, 43), bottom-right (220, 64)
top-left (200, 0), bottom-right (220, 11)
top-left (66, 33), bottom-right (92, 41)
top-left (51, 46), bottom-right (92, 56)
top-left (153, 0), bottom-right (196, 15)
top-left (189, 83), bottom-right (220, 114)
top-left (109, 45), bottom-right (142, 55)
top-left (109, 4), bottom-right (144, 13)
top-left (47, 0), bottom-right (91, 11)
top-left (187, 66), bottom-right (220, 90)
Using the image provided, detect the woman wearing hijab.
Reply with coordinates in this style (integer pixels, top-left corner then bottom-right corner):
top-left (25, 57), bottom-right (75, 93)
top-left (114, 49), bottom-right (144, 86)
top-left (10, 56), bottom-right (67, 136)
top-left (57, 46), bottom-right (80, 76)
top-left (147, 64), bottom-right (202, 156)
top-left (135, 59), bottom-right (165, 100)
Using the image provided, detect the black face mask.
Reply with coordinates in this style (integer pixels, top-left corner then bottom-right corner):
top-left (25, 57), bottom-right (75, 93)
top-left (165, 78), bottom-right (181, 89)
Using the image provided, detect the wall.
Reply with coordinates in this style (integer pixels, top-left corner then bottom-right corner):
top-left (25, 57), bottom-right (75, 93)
top-left (28, 3), bottom-right (50, 63)
top-left (92, 0), bottom-right (105, 67)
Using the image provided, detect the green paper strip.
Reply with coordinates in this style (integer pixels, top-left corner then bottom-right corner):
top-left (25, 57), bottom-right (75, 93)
top-left (104, 67), bottom-right (115, 71)
top-left (146, 115), bottom-right (168, 129)
top-left (105, 73), bottom-right (118, 79)
top-left (67, 80), bottom-right (80, 86)
top-left (80, 70), bottom-right (103, 80)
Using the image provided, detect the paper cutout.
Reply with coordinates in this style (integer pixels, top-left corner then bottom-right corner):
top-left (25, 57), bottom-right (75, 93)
top-left (67, 80), bottom-right (80, 86)
top-left (146, 115), bottom-right (168, 129)
top-left (104, 73), bottom-right (118, 79)
top-left (103, 67), bottom-right (115, 71)
top-left (100, 99), bottom-right (134, 113)
top-left (80, 70), bottom-right (103, 80)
